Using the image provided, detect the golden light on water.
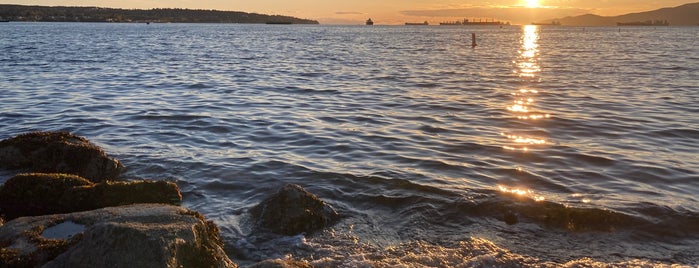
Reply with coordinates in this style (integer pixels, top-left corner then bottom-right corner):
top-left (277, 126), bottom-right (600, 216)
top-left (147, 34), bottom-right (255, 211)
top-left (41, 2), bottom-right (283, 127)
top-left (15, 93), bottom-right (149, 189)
top-left (498, 25), bottom-right (553, 201)
top-left (572, 193), bottom-right (592, 204)
top-left (501, 133), bottom-right (547, 145)
top-left (506, 25), bottom-right (551, 125)
top-left (498, 185), bottom-right (546, 201)
top-left (507, 104), bottom-right (529, 113)
top-left (517, 114), bottom-right (551, 120)
top-left (517, 25), bottom-right (541, 78)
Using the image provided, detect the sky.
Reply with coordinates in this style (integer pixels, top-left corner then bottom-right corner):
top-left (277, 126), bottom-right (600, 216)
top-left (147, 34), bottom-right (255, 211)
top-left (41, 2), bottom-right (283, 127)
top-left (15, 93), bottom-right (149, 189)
top-left (1, 0), bottom-right (695, 24)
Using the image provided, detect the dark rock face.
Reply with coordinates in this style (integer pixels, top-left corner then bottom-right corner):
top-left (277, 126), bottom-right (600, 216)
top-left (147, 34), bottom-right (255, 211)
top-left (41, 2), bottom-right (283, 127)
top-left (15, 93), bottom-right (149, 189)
top-left (250, 184), bottom-right (339, 235)
top-left (0, 131), bottom-right (124, 182)
top-left (0, 173), bottom-right (182, 220)
top-left (0, 204), bottom-right (237, 268)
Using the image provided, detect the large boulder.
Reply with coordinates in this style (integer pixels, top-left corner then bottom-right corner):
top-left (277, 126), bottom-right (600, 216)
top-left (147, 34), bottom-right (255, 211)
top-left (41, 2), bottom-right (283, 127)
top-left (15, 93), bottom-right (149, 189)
top-left (0, 173), bottom-right (182, 220)
top-left (0, 131), bottom-right (124, 182)
top-left (0, 204), bottom-right (237, 267)
top-left (250, 184), bottom-right (339, 235)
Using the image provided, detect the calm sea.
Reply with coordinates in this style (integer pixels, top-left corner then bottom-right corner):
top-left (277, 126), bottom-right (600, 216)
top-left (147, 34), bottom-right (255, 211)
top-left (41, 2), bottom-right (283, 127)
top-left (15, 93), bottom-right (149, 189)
top-left (1, 22), bottom-right (698, 266)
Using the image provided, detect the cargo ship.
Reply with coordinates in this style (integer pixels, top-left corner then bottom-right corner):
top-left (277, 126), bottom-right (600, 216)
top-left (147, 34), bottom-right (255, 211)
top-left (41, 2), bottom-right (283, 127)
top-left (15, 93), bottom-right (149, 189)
top-left (440, 18), bottom-right (509, 26)
top-left (617, 20), bottom-right (669, 26)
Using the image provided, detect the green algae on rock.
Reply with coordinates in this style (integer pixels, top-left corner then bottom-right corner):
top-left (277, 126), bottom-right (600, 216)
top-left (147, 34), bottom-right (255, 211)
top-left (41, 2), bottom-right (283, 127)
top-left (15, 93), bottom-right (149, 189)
top-left (250, 184), bottom-right (339, 236)
top-left (0, 204), bottom-right (237, 267)
top-left (0, 131), bottom-right (124, 182)
top-left (0, 173), bottom-right (182, 220)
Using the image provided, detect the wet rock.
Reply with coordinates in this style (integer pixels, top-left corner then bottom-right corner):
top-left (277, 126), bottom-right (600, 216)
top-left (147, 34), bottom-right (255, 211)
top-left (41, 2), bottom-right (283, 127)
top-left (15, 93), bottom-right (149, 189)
top-left (250, 184), bottom-right (339, 235)
top-left (503, 211), bottom-right (518, 225)
top-left (249, 259), bottom-right (312, 268)
top-left (0, 204), bottom-right (237, 267)
top-left (0, 173), bottom-right (182, 220)
top-left (0, 131), bottom-right (124, 182)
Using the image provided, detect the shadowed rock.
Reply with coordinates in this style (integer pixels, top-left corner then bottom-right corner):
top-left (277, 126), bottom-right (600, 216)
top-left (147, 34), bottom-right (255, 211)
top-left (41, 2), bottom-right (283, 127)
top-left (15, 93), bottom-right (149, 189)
top-left (250, 184), bottom-right (339, 235)
top-left (0, 173), bottom-right (182, 220)
top-left (0, 131), bottom-right (124, 182)
top-left (0, 204), bottom-right (237, 267)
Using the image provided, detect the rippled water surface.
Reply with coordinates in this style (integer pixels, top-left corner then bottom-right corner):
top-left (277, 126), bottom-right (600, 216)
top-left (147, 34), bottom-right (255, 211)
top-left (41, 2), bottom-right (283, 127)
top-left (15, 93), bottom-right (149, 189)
top-left (1, 23), bottom-right (698, 266)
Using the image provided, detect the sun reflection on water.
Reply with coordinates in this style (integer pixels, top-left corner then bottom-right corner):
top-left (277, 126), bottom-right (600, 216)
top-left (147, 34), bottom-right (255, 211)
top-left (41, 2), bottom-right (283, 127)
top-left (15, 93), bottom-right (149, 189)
top-left (504, 25), bottom-right (550, 152)
top-left (498, 25), bottom-right (552, 201)
top-left (498, 185), bottom-right (546, 202)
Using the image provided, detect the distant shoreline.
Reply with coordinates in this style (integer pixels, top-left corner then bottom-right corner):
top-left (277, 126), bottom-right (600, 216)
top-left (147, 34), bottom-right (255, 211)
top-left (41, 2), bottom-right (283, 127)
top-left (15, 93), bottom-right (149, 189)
top-left (0, 4), bottom-right (319, 24)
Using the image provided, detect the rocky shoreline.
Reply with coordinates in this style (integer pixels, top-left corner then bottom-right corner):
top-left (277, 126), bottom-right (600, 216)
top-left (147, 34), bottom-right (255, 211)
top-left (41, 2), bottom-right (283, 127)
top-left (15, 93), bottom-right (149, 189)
top-left (0, 131), bottom-right (339, 267)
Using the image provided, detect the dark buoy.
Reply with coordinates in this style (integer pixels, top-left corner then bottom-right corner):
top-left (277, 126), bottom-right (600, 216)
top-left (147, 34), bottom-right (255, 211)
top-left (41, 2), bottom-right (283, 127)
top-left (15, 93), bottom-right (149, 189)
top-left (471, 33), bottom-right (477, 48)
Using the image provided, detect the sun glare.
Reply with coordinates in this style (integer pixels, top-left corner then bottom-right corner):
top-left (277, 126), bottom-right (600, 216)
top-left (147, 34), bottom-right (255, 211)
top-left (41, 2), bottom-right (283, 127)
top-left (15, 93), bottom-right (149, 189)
top-left (523, 0), bottom-right (541, 8)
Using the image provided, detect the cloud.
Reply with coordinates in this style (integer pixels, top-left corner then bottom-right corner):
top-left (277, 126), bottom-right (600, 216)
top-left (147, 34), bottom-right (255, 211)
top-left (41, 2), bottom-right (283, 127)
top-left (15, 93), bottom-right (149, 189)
top-left (335, 11), bottom-right (364, 15)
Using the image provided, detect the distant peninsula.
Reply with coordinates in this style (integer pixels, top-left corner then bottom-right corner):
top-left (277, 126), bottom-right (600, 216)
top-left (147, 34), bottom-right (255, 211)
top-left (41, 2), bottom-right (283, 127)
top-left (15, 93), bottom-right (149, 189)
top-left (0, 4), bottom-right (319, 24)
top-left (541, 2), bottom-right (699, 26)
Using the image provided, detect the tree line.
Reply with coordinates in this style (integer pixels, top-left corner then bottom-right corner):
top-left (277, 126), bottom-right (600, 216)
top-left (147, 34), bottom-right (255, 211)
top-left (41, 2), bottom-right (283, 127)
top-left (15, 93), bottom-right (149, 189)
top-left (0, 5), bottom-right (319, 24)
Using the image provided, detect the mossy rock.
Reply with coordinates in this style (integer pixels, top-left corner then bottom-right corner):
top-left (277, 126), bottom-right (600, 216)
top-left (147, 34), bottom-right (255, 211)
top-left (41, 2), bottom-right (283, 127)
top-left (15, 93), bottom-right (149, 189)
top-left (0, 131), bottom-right (124, 182)
top-left (0, 204), bottom-right (237, 268)
top-left (250, 184), bottom-right (339, 235)
top-left (0, 173), bottom-right (93, 219)
top-left (0, 173), bottom-right (182, 220)
top-left (88, 180), bottom-right (183, 208)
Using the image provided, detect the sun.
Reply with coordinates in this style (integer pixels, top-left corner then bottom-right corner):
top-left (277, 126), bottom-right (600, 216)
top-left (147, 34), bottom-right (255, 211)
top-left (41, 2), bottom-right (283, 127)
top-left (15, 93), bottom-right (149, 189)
top-left (523, 0), bottom-right (541, 8)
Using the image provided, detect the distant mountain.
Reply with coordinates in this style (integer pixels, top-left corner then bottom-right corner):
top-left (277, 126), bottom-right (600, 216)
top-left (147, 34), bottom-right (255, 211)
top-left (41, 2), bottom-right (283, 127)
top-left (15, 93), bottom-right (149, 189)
top-left (544, 2), bottom-right (699, 26)
top-left (0, 5), bottom-right (319, 24)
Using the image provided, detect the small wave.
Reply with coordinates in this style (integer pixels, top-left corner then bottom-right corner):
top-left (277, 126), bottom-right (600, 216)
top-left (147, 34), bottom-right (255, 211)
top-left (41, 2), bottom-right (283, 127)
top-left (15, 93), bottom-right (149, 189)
top-left (298, 237), bottom-right (690, 268)
top-left (128, 113), bottom-right (211, 122)
top-left (645, 128), bottom-right (699, 140)
top-left (418, 124), bottom-right (449, 134)
top-left (414, 82), bottom-right (440, 88)
top-left (282, 86), bottom-right (338, 95)
top-left (187, 83), bottom-right (210, 89)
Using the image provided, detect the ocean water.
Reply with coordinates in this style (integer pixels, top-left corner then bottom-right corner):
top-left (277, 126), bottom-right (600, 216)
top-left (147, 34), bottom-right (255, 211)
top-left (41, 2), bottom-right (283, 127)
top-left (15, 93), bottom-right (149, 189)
top-left (1, 22), bottom-right (698, 266)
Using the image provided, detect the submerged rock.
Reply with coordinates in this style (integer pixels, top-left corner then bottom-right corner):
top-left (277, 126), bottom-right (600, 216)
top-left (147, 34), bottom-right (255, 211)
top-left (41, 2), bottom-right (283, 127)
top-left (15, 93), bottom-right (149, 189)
top-left (0, 173), bottom-right (182, 220)
top-left (250, 184), bottom-right (339, 235)
top-left (0, 204), bottom-right (237, 267)
top-left (0, 131), bottom-right (124, 182)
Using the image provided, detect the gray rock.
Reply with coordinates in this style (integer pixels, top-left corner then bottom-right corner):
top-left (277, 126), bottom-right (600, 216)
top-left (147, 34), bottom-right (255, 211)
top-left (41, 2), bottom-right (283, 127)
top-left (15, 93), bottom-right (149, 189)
top-left (0, 173), bottom-right (182, 220)
top-left (250, 184), bottom-right (339, 235)
top-left (0, 204), bottom-right (237, 267)
top-left (0, 131), bottom-right (124, 182)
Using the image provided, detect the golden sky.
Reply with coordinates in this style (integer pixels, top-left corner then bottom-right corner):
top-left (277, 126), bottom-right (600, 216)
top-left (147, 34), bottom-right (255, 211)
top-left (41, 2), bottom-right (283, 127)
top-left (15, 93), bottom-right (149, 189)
top-left (1, 0), bottom-right (695, 24)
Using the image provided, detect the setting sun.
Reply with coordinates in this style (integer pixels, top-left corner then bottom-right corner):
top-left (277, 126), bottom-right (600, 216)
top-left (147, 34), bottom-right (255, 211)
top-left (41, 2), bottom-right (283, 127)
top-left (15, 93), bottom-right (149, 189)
top-left (523, 0), bottom-right (541, 8)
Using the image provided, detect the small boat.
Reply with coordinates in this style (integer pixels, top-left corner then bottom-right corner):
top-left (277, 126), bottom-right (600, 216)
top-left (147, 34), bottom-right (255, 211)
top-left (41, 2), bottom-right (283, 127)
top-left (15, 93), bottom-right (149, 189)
top-left (366, 18), bottom-right (374, 25)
